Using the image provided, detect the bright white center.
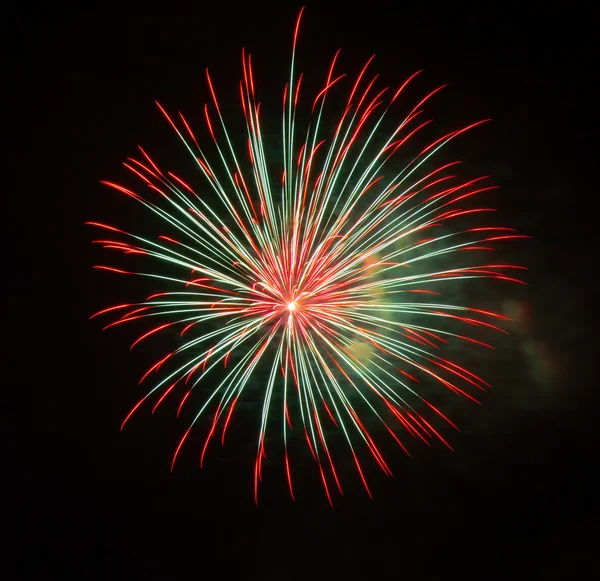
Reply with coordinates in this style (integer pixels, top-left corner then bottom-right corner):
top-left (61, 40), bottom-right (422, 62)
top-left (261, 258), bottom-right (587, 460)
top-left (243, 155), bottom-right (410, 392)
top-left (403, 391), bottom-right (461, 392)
top-left (287, 301), bottom-right (297, 311)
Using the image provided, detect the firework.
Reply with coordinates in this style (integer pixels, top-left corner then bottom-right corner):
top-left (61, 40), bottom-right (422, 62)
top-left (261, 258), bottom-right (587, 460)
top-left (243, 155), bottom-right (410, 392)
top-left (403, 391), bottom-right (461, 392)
top-left (89, 9), bottom-right (527, 504)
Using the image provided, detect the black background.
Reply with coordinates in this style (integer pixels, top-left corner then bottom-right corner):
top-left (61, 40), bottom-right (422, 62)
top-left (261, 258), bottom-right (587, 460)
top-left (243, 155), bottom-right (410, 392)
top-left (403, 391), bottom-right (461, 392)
top-left (19, 2), bottom-right (597, 578)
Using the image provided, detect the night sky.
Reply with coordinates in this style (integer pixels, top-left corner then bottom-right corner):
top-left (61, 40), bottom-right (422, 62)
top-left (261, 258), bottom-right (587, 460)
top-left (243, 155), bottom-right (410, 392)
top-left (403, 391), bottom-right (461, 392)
top-left (20, 2), bottom-right (597, 578)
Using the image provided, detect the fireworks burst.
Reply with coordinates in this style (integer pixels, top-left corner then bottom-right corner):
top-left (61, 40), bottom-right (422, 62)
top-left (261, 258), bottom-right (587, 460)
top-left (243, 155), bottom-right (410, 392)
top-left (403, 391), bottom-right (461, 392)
top-left (89, 9), bottom-right (527, 504)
